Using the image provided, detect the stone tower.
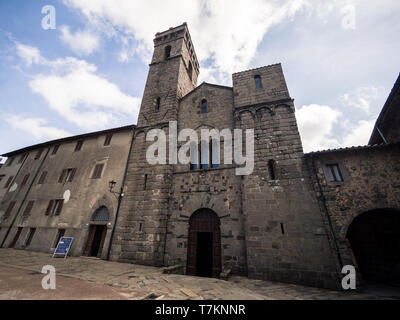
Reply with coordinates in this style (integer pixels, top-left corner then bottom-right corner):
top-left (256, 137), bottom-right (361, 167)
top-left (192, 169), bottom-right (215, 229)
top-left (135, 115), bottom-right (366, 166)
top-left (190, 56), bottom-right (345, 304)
top-left (232, 65), bottom-right (341, 288)
top-left (110, 23), bottom-right (200, 266)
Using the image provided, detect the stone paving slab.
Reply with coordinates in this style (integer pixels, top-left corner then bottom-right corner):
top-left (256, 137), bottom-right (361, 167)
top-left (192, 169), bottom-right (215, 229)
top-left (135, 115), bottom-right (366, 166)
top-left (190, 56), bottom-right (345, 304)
top-left (0, 249), bottom-right (385, 300)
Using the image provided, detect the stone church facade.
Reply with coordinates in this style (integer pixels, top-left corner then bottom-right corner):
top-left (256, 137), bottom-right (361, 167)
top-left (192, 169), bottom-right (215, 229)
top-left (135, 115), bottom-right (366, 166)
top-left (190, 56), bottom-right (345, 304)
top-left (0, 24), bottom-right (399, 290)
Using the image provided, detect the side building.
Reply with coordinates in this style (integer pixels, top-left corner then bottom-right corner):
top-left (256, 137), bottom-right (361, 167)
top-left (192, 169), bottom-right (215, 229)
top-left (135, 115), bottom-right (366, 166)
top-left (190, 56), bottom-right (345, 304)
top-left (0, 125), bottom-right (134, 258)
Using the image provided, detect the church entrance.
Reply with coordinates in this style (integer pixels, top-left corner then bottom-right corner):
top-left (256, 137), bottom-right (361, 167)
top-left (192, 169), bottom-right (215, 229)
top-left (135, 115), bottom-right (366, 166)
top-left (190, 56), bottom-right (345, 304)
top-left (187, 209), bottom-right (221, 278)
top-left (347, 209), bottom-right (400, 286)
top-left (83, 206), bottom-right (110, 258)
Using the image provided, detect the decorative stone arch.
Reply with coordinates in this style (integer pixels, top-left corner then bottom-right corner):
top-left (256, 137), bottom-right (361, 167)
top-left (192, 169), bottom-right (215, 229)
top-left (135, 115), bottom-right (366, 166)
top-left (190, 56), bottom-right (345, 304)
top-left (89, 195), bottom-right (115, 223)
top-left (275, 103), bottom-right (294, 113)
top-left (255, 106), bottom-right (275, 120)
top-left (234, 109), bottom-right (256, 122)
top-left (186, 208), bottom-right (222, 277)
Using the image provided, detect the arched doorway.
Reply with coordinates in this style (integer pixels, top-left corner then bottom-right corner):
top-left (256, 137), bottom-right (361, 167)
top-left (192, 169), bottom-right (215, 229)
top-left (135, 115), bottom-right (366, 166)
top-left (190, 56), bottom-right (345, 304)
top-left (83, 206), bottom-right (110, 258)
top-left (186, 209), bottom-right (221, 277)
top-left (346, 209), bottom-right (400, 286)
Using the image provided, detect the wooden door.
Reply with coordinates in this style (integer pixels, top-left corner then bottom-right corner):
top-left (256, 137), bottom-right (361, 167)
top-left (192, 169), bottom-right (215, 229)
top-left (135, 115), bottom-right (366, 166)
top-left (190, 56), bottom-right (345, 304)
top-left (186, 209), bottom-right (221, 277)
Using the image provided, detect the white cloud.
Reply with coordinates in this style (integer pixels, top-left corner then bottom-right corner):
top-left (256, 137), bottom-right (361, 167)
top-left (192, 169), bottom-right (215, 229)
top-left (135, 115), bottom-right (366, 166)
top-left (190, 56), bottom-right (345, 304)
top-left (62, 0), bottom-right (308, 82)
top-left (59, 25), bottom-right (100, 56)
top-left (342, 119), bottom-right (375, 147)
top-left (5, 114), bottom-right (71, 140)
top-left (14, 41), bottom-right (141, 130)
top-left (15, 43), bottom-right (44, 66)
top-left (339, 86), bottom-right (386, 115)
top-left (296, 104), bottom-right (342, 153)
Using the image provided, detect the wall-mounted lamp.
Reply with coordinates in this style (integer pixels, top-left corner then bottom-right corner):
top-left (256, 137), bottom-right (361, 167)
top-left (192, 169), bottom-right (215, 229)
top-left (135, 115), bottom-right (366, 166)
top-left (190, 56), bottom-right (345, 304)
top-left (108, 180), bottom-right (124, 199)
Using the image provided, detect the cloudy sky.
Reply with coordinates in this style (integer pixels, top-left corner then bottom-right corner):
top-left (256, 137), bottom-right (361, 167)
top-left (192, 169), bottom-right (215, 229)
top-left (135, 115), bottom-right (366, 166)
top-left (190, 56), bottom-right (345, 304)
top-left (0, 0), bottom-right (399, 162)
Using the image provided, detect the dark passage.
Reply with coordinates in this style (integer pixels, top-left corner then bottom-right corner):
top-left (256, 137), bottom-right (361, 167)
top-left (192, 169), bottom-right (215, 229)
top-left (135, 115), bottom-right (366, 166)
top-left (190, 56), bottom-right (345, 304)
top-left (90, 225), bottom-right (106, 257)
top-left (196, 232), bottom-right (213, 277)
top-left (347, 209), bottom-right (400, 286)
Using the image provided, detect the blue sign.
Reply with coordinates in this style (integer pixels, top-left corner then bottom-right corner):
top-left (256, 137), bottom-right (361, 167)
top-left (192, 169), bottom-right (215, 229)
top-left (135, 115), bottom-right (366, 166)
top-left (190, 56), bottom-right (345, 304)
top-left (53, 237), bottom-right (74, 258)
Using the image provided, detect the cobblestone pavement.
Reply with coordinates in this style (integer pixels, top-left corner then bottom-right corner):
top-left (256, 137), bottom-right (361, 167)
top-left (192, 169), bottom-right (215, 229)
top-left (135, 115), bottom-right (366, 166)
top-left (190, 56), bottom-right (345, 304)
top-left (0, 249), bottom-right (386, 300)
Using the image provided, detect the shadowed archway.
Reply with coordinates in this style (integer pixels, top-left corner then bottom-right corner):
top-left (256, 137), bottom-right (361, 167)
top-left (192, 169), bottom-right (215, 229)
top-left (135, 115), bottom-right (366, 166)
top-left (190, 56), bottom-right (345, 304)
top-left (186, 208), bottom-right (221, 278)
top-left (83, 206), bottom-right (110, 258)
top-left (346, 209), bottom-right (400, 286)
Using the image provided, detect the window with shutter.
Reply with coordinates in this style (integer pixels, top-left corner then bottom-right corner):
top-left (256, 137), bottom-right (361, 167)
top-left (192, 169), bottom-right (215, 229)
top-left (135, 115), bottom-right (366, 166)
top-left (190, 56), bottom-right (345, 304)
top-left (4, 176), bottom-right (13, 189)
top-left (75, 140), bottom-right (84, 152)
top-left (38, 171), bottom-right (47, 185)
top-left (58, 169), bottom-right (66, 183)
top-left (23, 200), bottom-right (35, 217)
top-left (53, 199), bottom-right (64, 216)
top-left (21, 174), bottom-right (30, 187)
top-left (45, 200), bottom-right (54, 216)
top-left (92, 164), bottom-right (104, 179)
top-left (52, 145), bottom-right (60, 155)
top-left (4, 201), bottom-right (16, 219)
top-left (104, 134), bottom-right (112, 146)
top-left (34, 149), bottom-right (43, 160)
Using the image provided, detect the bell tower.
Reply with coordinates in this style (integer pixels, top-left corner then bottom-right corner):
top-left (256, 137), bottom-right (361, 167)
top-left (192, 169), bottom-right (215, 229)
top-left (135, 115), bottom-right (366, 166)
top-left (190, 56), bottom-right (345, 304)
top-left (109, 24), bottom-right (199, 267)
top-left (137, 22), bottom-right (199, 127)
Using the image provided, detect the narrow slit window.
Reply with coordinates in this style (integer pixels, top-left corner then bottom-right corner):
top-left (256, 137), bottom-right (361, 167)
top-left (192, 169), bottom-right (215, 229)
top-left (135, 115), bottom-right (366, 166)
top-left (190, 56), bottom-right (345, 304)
top-left (280, 223), bottom-right (285, 235)
top-left (4, 201), bottom-right (16, 219)
top-left (201, 99), bottom-right (207, 114)
top-left (156, 97), bottom-right (161, 112)
top-left (188, 61), bottom-right (193, 81)
top-left (268, 159), bottom-right (276, 180)
top-left (144, 174), bottom-right (148, 190)
top-left (38, 171), bottom-right (48, 184)
top-left (254, 75), bottom-right (263, 89)
top-left (165, 45), bottom-right (171, 60)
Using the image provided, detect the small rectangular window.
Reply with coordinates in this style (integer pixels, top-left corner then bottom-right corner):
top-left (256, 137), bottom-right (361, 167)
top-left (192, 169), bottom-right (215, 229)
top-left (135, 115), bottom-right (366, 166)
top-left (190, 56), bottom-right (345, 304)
top-left (21, 174), bottom-right (30, 187)
top-left (52, 145), bottom-right (60, 155)
top-left (75, 140), bottom-right (84, 152)
top-left (326, 164), bottom-right (344, 182)
top-left (144, 174), bottom-right (148, 190)
top-left (4, 201), bottom-right (16, 219)
top-left (59, 168), bottom-right (76, 183)
top-left (34, 149), bottom-right (43, 160)
top-left (92, 164), bottom-right (104, 179)
top-left (104, 134), bottom-right (113, 146)
top-left (46, 199), bottom-right (64, 216)
top-left (38, 171), bottom-right (48, 185)
top-left (23, 200), bottom-right (35, 217)
top-left (4, 176), bottom-right (13, 189)
top-left (254, 75), bottom-right (263, 89)
top-left (25, 228), bottom-right (36, 247)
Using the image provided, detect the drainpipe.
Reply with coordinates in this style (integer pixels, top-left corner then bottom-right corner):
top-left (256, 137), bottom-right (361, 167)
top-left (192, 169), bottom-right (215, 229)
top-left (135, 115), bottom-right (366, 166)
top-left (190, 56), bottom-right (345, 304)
top-left (1, 148), bottom-right (50, 248)
top-left (106, 128), bottom-right (135, 261)
top-left (310, 154), bottom-right (343, 269)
